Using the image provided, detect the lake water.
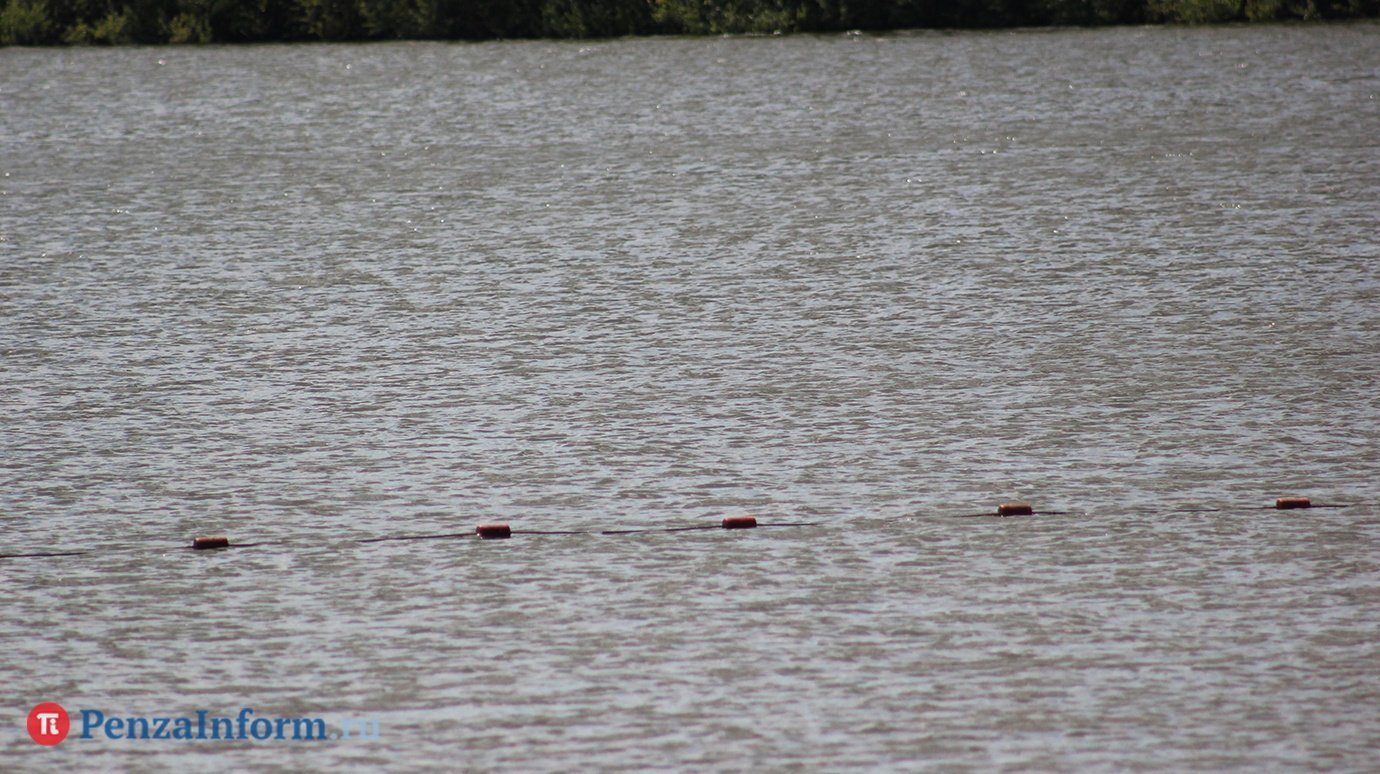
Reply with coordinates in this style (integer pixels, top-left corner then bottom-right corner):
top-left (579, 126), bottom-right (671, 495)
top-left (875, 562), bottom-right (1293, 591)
top-left (2, 22), bottom-right (1378, 771)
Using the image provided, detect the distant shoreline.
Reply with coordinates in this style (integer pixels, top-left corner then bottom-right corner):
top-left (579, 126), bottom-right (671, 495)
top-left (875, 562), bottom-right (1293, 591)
top-left (3, 0), bottom-right (1378, 47)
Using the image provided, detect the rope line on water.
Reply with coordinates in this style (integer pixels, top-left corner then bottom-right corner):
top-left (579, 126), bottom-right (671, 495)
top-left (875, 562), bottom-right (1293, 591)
top-left (1167, 505), bottom-right (1352, 513)
top-left (953, 502), bottom-right (1075, 518)
top-left (600, 525), bottom-right (724, 535)
top-left (0, 498), bottom-right (1358, 559)
top-left (356, 531), bottom-right (478, 544)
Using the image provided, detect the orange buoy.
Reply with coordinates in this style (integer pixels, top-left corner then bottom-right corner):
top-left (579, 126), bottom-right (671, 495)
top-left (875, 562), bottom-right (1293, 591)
top-left (1276, 496), bottom-right (1311, 510)
top-left (192, 535), bottom-right (230, 550)
top-left (722, 516), bottom-right (757, 529)
top-left (997, 502), bottom-right (1034, 517)
top-left (475, 523), bottom-right (512, 539)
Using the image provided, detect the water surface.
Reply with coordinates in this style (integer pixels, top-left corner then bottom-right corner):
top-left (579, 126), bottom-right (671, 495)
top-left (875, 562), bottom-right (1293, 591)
top-left (2, 24), bottom-right (1378, 771)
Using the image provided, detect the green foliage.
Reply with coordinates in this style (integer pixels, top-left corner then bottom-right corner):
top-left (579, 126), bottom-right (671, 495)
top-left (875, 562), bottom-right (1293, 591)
top-left (353, 0), bottom-right (501, 38)
top-left (43, 0), bottom-right (107, 38)
top-left (0, 0), bottom-right (1377, 46)
top-left (1262, 0), bottom-right (1380, 17)
top-left (1244, 0), bottom-right (1286, 17)
top-left (63, 8), bottom-right (134, 42)
top-left (207, 0), bottom-right (275, 40)
top-left (356, 0), bottom-right (415, 36)
top-left (300, 0), bottom-right (361, 38)
top-left (1148, 0), bottom-right (1243, 22)
top-left (539, 0), bottom-right (654, 37)
top-left (0, 0), bottom-right (52, 44)
top-left (1030, 0), bottom-right (1146, 23)
top-left (165, 9), bottom-right (209, 39)
top-left (651, 0), bottom-right (802, 33)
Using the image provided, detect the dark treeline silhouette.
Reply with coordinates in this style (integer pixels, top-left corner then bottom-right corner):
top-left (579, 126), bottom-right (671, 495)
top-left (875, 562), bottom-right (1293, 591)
top-left (2, 0), bottom-right (1377, 45)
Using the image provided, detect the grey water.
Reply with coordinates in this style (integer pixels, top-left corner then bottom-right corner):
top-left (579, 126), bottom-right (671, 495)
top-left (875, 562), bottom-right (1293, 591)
top-left (2, 23), bottom-right (1378, 771)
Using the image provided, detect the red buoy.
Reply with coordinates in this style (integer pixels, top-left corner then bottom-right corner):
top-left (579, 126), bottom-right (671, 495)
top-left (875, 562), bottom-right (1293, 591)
top-left (1276, 497), bottom-right (1311, 510)
top-left (997, 502), bottom-right (1034, 517)
top-left (722, 516), bottom-right (757, 529)
top-left (475, 523), bottom-right (512, 539)
top-left (192, 535), bottom-right (230, 550)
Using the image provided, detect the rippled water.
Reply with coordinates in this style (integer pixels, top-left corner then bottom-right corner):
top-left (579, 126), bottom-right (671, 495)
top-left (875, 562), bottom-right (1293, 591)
top-left (3, 23), bottom-right (1379, 771)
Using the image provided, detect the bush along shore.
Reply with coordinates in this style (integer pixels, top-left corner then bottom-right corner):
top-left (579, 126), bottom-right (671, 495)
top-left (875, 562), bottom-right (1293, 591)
top-left (2, 0), bottom-right (1377, 46)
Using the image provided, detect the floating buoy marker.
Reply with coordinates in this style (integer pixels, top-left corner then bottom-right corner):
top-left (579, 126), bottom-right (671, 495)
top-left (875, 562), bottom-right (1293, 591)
top-left (475, 523), bottom-right (512, 540)
top-left (722, 516), bottom-right (757, 530)
top-left (997, 502), bottom-right (1034, 517)
top-left (1276, 497), bottom-right (1311, 510)
top-left (192, 535), bottom-right (230, 550)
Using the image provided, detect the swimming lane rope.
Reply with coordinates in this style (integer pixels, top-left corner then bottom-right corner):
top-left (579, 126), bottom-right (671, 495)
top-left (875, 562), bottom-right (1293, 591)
top-left (0, 497), bottom-right (1358, 559)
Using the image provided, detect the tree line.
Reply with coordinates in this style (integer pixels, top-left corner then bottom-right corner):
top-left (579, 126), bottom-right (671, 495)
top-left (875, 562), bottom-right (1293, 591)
top-left (2, 0), bottom-right (1376, 45)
